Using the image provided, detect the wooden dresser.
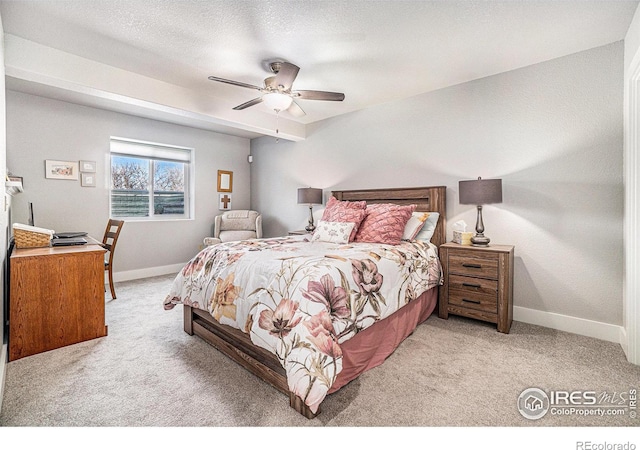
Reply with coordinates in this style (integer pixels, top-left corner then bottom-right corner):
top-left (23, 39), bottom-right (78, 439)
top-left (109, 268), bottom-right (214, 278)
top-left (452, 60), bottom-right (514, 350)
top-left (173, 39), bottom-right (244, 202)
top-left (9, 242), bottom-right (108, 361)
top-left (438, 242), bottom-right (515, 333)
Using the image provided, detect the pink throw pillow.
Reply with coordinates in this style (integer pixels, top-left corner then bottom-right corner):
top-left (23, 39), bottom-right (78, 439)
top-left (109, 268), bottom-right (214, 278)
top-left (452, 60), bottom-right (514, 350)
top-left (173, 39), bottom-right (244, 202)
top-left (355, 203), bottom-right (417, 245)
top-left (321, 196), bottom-right (367, 241)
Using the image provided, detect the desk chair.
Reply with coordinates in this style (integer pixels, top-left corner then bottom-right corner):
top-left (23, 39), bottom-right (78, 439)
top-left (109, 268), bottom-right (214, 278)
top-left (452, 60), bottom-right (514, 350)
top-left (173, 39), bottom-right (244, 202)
top-left (102, 219), bottom-right (124, 299)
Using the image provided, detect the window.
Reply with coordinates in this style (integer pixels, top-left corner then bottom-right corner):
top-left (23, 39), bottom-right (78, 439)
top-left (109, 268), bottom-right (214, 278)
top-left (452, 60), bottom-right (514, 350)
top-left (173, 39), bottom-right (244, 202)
top-left (110, 137), bottom-right (193, 220)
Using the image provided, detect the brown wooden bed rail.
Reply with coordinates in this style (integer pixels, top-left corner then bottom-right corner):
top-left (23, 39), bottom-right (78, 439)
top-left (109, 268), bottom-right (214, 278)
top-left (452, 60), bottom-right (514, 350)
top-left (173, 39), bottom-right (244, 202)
top-left (184, 305), bottom-right (318, 418)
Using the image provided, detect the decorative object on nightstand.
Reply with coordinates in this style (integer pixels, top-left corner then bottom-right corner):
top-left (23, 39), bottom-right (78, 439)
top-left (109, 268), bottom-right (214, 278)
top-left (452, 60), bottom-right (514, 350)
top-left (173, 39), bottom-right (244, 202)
top-left (458, 177), bottom-right (502, 247)
top-left (297, 187), bottom-right (323, 233)
top-left (438, 242), bottom-right (514, 333)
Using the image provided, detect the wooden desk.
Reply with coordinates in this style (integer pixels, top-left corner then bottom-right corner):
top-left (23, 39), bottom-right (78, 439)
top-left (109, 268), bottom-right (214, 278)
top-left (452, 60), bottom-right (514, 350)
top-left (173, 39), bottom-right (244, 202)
top-left (9, 241), bottom-right (108, 361)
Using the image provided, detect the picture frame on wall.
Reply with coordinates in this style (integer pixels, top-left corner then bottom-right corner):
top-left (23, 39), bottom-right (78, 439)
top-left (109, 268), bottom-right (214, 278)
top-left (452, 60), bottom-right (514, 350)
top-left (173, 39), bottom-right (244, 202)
top-left (80, 160), bottom-right (97, 173)
top-left (81, 172), bottom-right (96, 187)
top-left (45, 160), bottom-right (79, 180)
top-left (217, 170), bottom-right (233, 193)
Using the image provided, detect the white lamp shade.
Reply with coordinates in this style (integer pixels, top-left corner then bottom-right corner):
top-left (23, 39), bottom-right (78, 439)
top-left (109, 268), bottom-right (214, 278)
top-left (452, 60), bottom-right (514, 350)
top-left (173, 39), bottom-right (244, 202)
top-left (262, 93), bottom-right (293, 111)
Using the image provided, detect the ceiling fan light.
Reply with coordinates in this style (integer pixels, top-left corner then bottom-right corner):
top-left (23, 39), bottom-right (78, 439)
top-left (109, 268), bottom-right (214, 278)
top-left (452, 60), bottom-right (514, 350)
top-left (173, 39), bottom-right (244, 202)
top-left (262, 92), bottom-right (293, 111)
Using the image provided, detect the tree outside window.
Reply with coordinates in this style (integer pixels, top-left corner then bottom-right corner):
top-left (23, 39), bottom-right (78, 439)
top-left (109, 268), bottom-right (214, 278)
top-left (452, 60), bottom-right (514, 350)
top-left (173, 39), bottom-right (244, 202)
top-left (110, 139), bottom-right (191, 219)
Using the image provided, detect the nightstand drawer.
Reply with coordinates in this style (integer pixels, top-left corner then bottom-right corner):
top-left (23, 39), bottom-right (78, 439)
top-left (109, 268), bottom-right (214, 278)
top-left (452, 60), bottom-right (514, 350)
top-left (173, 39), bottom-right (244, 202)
top-left (448, 289), bottom-right (498, 313)
top-left (449, 254), bottom-right (498, 279)
top-left (449, 274), bottom-right (498, 296)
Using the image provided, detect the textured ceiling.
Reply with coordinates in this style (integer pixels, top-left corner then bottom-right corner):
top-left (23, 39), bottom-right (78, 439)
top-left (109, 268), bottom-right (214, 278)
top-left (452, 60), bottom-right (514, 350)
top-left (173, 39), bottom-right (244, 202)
top-left (0, 0), bottom-right (638, 137)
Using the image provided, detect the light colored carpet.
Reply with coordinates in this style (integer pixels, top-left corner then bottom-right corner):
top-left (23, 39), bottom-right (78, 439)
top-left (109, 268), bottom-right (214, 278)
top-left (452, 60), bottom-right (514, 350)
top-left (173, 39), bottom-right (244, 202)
top-left (1, 274), bottom-right (638, 428)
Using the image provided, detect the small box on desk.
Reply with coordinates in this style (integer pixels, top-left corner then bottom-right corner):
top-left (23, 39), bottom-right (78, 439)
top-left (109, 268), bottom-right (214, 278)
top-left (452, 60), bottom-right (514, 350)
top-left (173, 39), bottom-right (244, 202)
top-left (452, 230), bottom-right (473, 246)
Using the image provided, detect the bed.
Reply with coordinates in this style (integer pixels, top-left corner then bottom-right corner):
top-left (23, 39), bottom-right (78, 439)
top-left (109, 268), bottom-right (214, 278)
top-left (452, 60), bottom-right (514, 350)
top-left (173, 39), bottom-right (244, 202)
top-left (164, 186), bottom-right (446, 418)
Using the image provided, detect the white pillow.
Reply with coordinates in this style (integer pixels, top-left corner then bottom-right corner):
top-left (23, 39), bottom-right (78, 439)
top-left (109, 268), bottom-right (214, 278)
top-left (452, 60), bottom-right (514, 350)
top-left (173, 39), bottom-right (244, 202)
top-left (402, 212), bottom-right (428, 240)
top-left (311, 221), bottom-right (356, 244)
top-left (406, 212), bottom-right (440, 242)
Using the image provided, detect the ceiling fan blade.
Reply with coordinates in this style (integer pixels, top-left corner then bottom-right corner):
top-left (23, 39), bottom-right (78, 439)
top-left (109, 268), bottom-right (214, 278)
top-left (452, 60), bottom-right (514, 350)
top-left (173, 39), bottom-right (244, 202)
top-left (286, 101), bottom-right (306, 118)
top-left (233, 97), bottom-right (263, 110)
top-left (208, 76), bottom-right (262, 91)
top-left (274, 62), bottom-right (300, 91)
top-left (294, 90), bottom-right (345, 101)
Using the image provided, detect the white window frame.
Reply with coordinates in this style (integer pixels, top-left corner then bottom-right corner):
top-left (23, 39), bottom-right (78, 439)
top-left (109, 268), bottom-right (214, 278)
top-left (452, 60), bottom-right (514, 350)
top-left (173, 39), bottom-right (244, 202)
top-left (109, 137), bottom-right (195, 221)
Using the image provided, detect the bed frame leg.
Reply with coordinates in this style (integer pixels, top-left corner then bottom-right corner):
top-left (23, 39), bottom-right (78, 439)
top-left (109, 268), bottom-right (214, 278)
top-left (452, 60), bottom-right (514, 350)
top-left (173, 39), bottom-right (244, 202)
top-left (184, 305), bottom-right (194, 335)
top-left (289, 393), bottom-right (318, 419)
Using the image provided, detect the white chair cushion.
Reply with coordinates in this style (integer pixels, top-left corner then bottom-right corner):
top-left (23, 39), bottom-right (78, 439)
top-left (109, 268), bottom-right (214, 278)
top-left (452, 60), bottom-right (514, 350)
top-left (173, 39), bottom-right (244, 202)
top-left (219, 230), bottom-right (257, 242)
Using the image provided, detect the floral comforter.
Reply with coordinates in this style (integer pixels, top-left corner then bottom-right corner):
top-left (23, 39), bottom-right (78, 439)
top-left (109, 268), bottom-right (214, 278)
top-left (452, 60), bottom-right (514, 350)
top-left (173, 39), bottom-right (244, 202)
top-left (163, 235), bottom-right (442, 413)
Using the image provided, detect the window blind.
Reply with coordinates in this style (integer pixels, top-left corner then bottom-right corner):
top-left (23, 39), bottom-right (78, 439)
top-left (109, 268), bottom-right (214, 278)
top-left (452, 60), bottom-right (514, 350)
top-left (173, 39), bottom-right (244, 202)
top-left (110, 138), bottom-right (191, 162)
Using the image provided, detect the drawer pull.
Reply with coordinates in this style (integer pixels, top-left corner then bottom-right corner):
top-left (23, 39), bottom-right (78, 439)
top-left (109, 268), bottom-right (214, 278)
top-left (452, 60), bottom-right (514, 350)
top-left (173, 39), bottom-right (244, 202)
top-left (462, 263), bottom-right (482, 269)
top-left (462, 282), bottom-right (482, 288)
top-left (462, 298), bottom-right (481, 305)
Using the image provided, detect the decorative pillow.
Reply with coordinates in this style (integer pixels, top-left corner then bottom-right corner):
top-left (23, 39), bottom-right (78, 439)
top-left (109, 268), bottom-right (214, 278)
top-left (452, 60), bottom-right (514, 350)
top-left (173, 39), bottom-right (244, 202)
top-left (323, 196), bottom-right (367, 212)
top-left (354, 203), bottom-right (416, 245)
top-left (413, 212), bottom-right (440, 242)
top-left (320, 196), bottom-right (367, 241)
top-left (311, 221), bottom-right (356, 244)
top-left (402, 212), bottom-right (430, 240)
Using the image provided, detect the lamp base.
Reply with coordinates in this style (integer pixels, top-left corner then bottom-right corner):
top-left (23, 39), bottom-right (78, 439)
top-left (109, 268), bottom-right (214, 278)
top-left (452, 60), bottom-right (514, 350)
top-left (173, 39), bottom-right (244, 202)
top-left (305, 205), bottom-right (315, 233)
top-left (471, 233), bottom-right (490, 247)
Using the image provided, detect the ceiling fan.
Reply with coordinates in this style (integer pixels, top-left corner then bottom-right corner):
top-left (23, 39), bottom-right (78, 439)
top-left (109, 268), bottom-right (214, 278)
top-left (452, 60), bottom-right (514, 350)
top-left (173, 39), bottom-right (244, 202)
top-left (208, 61), bottom-right (345, 117)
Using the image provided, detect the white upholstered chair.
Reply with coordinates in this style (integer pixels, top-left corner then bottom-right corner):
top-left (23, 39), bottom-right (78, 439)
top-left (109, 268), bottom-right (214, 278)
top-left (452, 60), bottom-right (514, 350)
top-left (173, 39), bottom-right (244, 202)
top-left (203, 210), bottom-right (263, 246)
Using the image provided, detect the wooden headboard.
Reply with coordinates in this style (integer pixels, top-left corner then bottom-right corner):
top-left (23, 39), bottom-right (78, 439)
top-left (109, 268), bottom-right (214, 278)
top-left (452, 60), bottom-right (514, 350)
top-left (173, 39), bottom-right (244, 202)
top-left (331, 186), bottom-right (447, 247)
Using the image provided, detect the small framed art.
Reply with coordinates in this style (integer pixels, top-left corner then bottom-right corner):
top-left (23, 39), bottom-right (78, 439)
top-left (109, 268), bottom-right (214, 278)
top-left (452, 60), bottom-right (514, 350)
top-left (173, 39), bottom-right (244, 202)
top-left (219, 193), bottom-right (232, 210)
top-left (45, 160), bottom-right (79, 180)
top-left (80, 160), bottom-right (97, 173)
top-left (81, 172), bottom-right (96, 187)
top-left (217, 170), bottom-right (233, 193)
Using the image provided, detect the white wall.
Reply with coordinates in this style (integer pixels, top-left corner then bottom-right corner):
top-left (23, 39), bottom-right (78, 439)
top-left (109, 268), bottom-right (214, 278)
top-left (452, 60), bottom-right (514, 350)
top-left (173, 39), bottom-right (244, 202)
top-left (6, 91), bottom-right (251, 276)
top-left (251, 42), bottom-right (624, 329)
top-left (0, 10), bottom-right (8, 413)
top-left (623, 3), bottom-right (640, 363)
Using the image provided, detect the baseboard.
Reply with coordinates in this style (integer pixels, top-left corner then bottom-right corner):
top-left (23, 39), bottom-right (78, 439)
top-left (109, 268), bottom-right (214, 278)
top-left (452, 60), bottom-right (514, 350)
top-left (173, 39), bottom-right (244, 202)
top-left (620, 327), bottom-right (629, 358)
top-left (0, 343), bottom-right (7, 414)
top-left (109, 263), bottom-right (186, 283)
top-left (513, 306), bottom-right (623, 344)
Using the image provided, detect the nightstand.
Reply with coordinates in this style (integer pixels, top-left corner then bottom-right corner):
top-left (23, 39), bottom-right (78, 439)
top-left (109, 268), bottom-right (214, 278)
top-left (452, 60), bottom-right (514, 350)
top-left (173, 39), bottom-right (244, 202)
top-left (438, 242), bottom-right (514, 333)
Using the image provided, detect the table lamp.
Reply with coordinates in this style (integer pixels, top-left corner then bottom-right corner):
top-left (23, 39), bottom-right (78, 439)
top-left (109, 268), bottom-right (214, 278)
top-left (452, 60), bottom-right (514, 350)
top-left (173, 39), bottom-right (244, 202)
top-left (297, 187), bottom-right (323, 232)
top-left (458, 177), bottom-right (502, 246)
